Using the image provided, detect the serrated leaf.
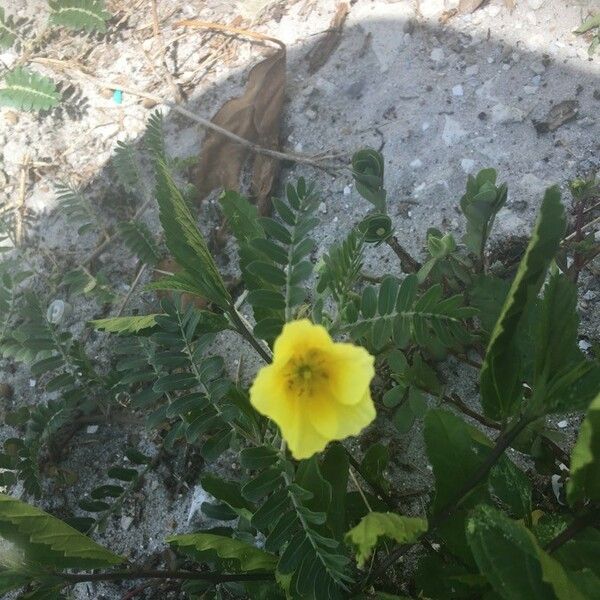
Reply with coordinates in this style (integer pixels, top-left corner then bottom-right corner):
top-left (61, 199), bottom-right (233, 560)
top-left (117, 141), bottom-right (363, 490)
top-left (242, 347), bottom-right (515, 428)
top-left (167, 533), bottom-right (277, 572)
top-left (154, 160), bottom-right (230, 308)
top-left (480, 187), bottom-right (566, 421)
top-left (345, 512), bottom-right (427, 568)
top-left (0, 493), bottom-right (122, 568)
top-left (0, 68), bottom-right (60, 112)
top-left (118, 220), bottom-right (161, 265)
top-left (0, 8), bottom-right (18, 49)
top-left (90, 314), bottom-right (161, 334)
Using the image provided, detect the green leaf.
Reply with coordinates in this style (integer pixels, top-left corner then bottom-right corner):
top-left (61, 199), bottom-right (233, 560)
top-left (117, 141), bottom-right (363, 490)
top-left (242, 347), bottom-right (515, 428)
top-left (200, 474), bottom-right (255, 521)
top-left (321, 444), bottom-right (349, 541)
top-left (118, 220), bottom-right (161, 265)
top-left (489, 459), bottom-right (532, 521)
top-left (574, 13), bottom-right (600, 34)
top-left (0, 570), bottom-right (31, 594)
top-left (48, 0), bottom-right (111, 32)
top-left (460, 168), bottom-right (507, 258)
top-left (424, 410), bottom-right (490, 514)
top-left (0, 8), bottom-right (18, 48)
top-left (360, 443), bottom-right (390, 493)
top-left (567, 393), bottom-right (600, 504)
top-left (167, 533), bottom-right (277, 572)
top-left (0, 493), bottom-right (122, 568)
top-left (345, 512), bottom-right (427, 568)
top-left (352, 149), bottom-right (387, 212)
top-left (0, 68), bottom-right (60, 112)
top-left (480, 187), bottom-right (566, 420)
top-left (154, 160), bottom-right (230, 308)
top-left (466, 504), bottom-right (586, 600)
top-left (220, 190), bottom-right (264, 243)
top-left (90, 314), bottom-right (161, 334)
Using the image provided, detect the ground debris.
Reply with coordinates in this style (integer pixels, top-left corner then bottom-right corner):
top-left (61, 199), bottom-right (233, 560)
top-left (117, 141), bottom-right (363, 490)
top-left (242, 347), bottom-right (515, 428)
top-left (305, 2), bottom-right (350, 74)
top-left (533, 99), bottom-right (579, 133)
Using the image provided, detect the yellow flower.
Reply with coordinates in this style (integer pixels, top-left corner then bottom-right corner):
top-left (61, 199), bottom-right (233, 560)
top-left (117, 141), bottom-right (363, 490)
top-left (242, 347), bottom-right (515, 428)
top-left (250, 319), bottom-right (376, 460)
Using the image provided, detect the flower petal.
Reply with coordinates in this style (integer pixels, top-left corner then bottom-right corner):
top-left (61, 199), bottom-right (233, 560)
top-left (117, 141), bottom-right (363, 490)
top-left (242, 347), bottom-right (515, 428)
top-left (249, 363), bottom-right (289, 423)
top-left (281, 398), bottom-right (329, 460)
top-left (307, 393), bottom-right (339, 439)
top-left (336, 389), bottom-right (376, 438)
top-left (329, 343), bottom-right (375, 405)
top-left (273, 319), bottom-right (333, 366)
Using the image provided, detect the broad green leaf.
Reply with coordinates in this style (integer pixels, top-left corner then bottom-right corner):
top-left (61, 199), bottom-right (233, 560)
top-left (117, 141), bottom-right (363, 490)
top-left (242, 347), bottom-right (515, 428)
top-left (0, 570), bottom-right (31, 594)
top-left (321, 444), bottom-right (349, 541)
top-left (424, 409), bottom-right (490, 514)
top-left (154, 161), bottom-right (230, 308)
top-left (555, 526), bottom-right (600, 579)
top-left (167, 533), bottom-right (277, 572)
top-left (345, 512), bottom-right (427, 568)
top-left (567, 393), bottom-right (600, 504)
top-left (360, 443), bottom-right (389, 493)
top-left (480, 187), bottom-right (566, 420)
top-left (200, 474), bottom-right (254, 521)
top-left (466, 504), bottom-right (585, 600)
top-left (489, 459), bottom-right (531, 521)
top-left (89, 314), bottom-right (161, 334)
top-left (0, 493), bottom-right (122, 568)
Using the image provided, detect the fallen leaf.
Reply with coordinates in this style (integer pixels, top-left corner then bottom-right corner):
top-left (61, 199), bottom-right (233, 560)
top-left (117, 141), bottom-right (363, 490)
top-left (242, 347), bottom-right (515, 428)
top-left (190, 47), bottom-right (285, 215)
top-left (458, 0), bottom-right (486, 13)
top-left (306, 2), bottom-right (350, 74)
top-left (504, 0), bottom-right (516, 11)
top-left (533, 100), bottom-right (579, 133)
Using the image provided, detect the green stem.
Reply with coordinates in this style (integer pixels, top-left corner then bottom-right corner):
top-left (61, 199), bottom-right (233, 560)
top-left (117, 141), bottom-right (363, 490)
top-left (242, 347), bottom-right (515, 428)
top-left (228, 306), bottom-right (273, 364)
top-left (60, 569), bottom-right (274, 584)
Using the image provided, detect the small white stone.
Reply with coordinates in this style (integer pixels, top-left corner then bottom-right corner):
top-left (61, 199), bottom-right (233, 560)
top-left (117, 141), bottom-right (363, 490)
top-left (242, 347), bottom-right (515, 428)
top-left (86, 425), bottom-right (99, 434)
top-left (121, 516), bottom-right (133, 531)
top-left (294, 142), bottom-right (303, 153)
top-left (305, 108), bottom-right (317, 121)
top-left (551, 474), bottom-right (565, 505)
top-left (29, 379), bottom-right (36, 387)
top-left (461, 158), bottom-right (475, 174)
top-left (491, 103), bottom-right (525, 124)
top-left (557, 420), bottom-right (568, 429)
top-left (582, 290), bottom-right (597, 301)
top-left (530, 61), bottom-right (546, 75)
top-left (430, 48), bottom-right (445, 63)
top-left (410, 158), bottom-right (423, 168)
top-left (487, 56), bottom-right (494, 64)
top-left (422, 121), bottom-right (430, 131)
top-left (442, 116), bottom-right (467, 146)
top-left (465, 64), bottom-right (479, 76)
top-left (579, 339), bottom-right (592, 351)
top-left (452, 84), bottom-right (464, 97)
top-left (487, 5), bottom-right (501, 17)
top-left (407, 210), bottom-right (412, 218)
top-left (523, 85), bottom-right (538, 95)
top-left (502, 63), bottom-right (511, 71)
top-left (318, 201), bottom-right (327, 214)
top-left (343, 185), bottom-right (352, 196)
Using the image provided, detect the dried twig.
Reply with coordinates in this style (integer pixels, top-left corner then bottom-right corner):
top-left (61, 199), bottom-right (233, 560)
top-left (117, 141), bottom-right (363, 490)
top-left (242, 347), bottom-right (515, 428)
top-left (15, 152), bottom-right (30, 246)
top-left (115, 263), bottom-right (148, 317)
top-left (31, 57), bottom-right (342, 172)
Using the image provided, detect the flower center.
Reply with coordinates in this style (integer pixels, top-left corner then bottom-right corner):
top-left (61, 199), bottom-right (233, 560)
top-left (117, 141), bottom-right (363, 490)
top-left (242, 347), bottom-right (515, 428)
top-left (284, 350), bottom-right (329, 399)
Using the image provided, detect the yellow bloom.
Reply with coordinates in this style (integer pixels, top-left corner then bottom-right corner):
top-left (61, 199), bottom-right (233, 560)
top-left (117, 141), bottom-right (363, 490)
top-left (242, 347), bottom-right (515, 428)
top-left (250, 319), bottom-right (376, 460)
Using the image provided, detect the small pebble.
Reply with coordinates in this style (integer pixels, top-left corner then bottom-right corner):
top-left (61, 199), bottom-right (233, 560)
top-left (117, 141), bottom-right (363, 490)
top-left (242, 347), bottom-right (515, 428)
top-left (430, 48), bottom-right (445, 63)
top-left (557, 420), bottom-right (568, 429)
top-left (422, 121), bottom-right (430, 131)
top-left (452, 84), bottom-right (464, 97)
top-left (582, 290), bottom-right (597, 301)
top-left (578, 339), bottom-right (592, 351)
top-left (294, 142), bottom-right (303, 153)
top-left (465, 64), bottom-right (479, 76)
top-left (29, 379), bottom-right (36, 388)
top-left (460, 158), bottom-right (475, 174)
top-left (86, 425), bottom-right (99, 434)
top-left (410, 158), bottom-right (423, 168)
top-left (318, 201), bottom-right (327, 214)
top-left (343, 185), bottom-right (351, 196)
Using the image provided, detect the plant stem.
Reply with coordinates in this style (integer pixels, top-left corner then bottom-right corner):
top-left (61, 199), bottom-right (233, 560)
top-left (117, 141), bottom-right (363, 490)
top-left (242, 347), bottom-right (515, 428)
top-left (228, 306), bottom-right (273, 364)
top-left (385, 236), bottom-right (421, 273)
top-left (545, 509), bottom-right (600, 554)
top-left (61, 569), bottom-right (274, 584)
top-left (360, 412), bottom-right (533, 589)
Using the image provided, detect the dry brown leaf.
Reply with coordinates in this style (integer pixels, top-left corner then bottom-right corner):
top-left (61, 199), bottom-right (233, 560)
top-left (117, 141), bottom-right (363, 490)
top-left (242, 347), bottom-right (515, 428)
top-left (306, 2), bottom-right (349, 74)
top-left (504, 0), bottom-right (516, 10)
top-left (458, 0), bottom-right (485, 14)
top-left (190, 48), bottom-right (286, 215)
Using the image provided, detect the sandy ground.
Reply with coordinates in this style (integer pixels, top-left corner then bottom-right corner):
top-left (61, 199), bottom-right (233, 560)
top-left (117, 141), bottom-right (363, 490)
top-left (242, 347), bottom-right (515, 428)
top-left (0, 0), bottom-right (599, 597)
